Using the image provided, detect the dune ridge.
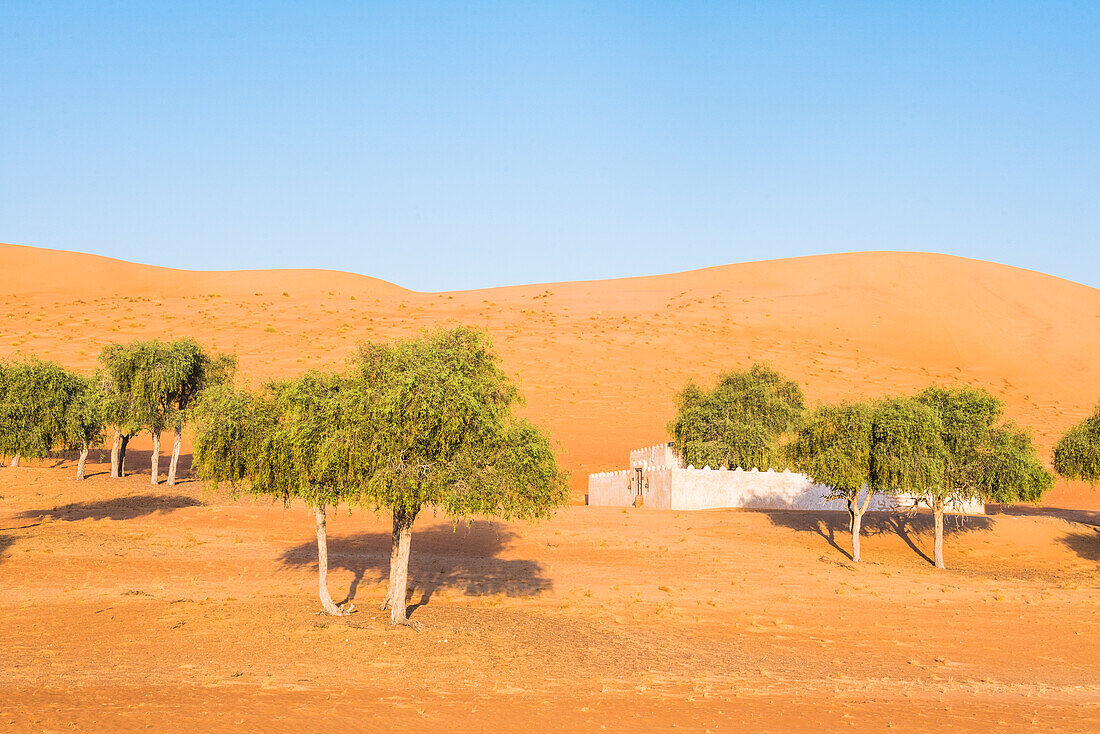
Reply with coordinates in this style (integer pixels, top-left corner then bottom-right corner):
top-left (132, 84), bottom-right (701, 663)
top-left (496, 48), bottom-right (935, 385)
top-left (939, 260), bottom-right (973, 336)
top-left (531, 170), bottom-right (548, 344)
top-left (2, 242), bottom-right (1098, 507)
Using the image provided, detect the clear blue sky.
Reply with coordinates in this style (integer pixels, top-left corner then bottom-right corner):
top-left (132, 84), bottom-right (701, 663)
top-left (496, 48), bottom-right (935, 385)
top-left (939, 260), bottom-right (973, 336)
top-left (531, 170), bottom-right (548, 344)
top-left (2, 2), bottom-right (1098, 291)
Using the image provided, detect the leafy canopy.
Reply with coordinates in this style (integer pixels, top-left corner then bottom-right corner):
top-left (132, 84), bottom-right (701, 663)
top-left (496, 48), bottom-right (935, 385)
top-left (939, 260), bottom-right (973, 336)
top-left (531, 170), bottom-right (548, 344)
top-left (193, 327), bottom-right (569, 519)
top-left (914, 386), bottom-right (1052, 505)
top-left (868, 396), bottom-right (947, 497)
top-left (0, 358), bottom-right (95, 459)
top-left (99, 339), bottom-right (236, 437)
top-left (1053, 402), bottom-right (1100, 484)
top-left (346, 327), bottom-right (568, 520)
top-left (668, 364), bottom-right (805, 470)
top-left (793, 402), bottom-right (875, 499)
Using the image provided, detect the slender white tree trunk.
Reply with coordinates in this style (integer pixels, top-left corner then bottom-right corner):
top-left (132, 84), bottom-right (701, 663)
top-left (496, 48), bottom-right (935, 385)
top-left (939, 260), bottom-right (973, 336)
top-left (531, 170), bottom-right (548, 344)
top-left (381, 511), bottom-right (402, 611)
top-left (76, 444), bottom-right (88, 480)
top-left (150, 432), bottom-right (161, 485)
top-left (388, 507), bottom-right (418, 625)
top-left (314, 506), bottom-right (348, 616)
top-left (934, 506), bottom-right (945, 569)
top-left (167, 427), bottom-right (182, 486)
top-left (110, 430), bottom-right (122, 478)
top-left (851, 509), bottom-right (863, 563)
top-left (9, 454), bottom-right (19, 467)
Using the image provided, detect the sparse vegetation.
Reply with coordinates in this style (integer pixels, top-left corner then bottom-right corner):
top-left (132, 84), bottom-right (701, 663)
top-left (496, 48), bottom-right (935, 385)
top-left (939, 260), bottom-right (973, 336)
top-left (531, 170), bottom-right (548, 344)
top-left (668, 364), bottom-right (804, 470)
top-left (793, 402), bottom-right (876, 562)
top-left (1053, 401), bottom-right (1100, 484)
top-left (192, 327), bottom-right (568, 623)
top-left (913, 386), bottom-right (1053, 568)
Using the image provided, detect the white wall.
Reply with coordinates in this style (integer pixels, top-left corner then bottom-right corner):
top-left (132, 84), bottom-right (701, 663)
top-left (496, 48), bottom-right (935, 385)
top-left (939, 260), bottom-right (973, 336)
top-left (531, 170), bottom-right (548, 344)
top-left (589, 465), bottom-right (984, 515)
top-left (629, 443), bottom-right (681, 469)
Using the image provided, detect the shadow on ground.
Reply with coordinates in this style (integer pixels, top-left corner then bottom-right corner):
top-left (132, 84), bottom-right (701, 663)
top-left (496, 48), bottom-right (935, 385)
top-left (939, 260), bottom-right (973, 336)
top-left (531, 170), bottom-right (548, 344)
top-left (1059, 527), bottom-right (1100, 562)
top-left (986, 504), bottom-right (1100, 528)
top-left (6, 450), bottom-right (196, 482)
top-left (280, 520), bottom-right (551, 616)
top-left (17, 494), bottom-right (204, 522)
top-left (763, 510), bottom-right (994, 565)
top-left (0, 535), bottom-right (12, 563)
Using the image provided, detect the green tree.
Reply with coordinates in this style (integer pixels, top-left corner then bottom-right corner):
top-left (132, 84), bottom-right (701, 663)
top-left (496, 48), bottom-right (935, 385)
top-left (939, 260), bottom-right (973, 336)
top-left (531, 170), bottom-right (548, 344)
top-left (99, 342), bottom-right (150, 478)
top-left (162, 339), bottom-right (237, 486)
top-left (915, 386), bottom-right (1053, 569)
top-left (0, 360), bottom-right (13, 466)
top-left (0, 358), bottom-right (92, 471)
top-left (194, 328), bottom-right (568, 623)
top-left (1053, 402), bottom-right (1100, 485)
top-left (63, 372), bottom-right (106, 480)
top-left (193, 371), bottom-right (359, 616)
top-left (347, 328), bottom-right (569, 625)
top-left (668, 364), bottom-right (805, 471)
top-left (99, 340), bottom-right (190, 483)
top-left (793, 402), bottom-right (876, 562)
top-left (868, 396), bottom-right (948, 564)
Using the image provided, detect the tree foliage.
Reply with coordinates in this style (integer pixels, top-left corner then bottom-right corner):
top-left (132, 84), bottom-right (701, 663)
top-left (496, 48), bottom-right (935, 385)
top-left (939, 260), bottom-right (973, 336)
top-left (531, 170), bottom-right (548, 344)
top-left (915, 386), bottom-right (1052, 506)
top-left (868, 397), bottom-right (946, 498)
top-left (346, 328), bottom-right (568, 521)
top-left (794, 402), bottom-right (875, 500)
top-left (793, 401), bottom-right (876, 560)
top-left (0, 357), bottom-right (92, 461)
top-left (193, 327), bottom-right (568, 622)
top-left (1053, 402), bottom-right (1100, 484)
top-left (668, 364), bottom-right (805, 470)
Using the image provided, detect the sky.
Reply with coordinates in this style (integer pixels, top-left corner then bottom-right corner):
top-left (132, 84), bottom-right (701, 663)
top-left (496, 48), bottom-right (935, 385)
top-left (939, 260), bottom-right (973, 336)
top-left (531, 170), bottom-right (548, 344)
top-left (2, 2), bottom-right (1098, 291)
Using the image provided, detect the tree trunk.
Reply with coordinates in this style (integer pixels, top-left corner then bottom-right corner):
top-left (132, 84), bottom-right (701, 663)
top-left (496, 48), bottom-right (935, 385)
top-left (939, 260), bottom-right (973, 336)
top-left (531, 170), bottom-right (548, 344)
top-left (381, 511), bottom-right (403, 611)
top-left (110, 430), bottom-right (122, 478)
top-left (167, 427), bottom-right (182, 486)
top-left (388, 507), bottom-right (419, 625)
top-left (846, 499), bottom-right (855, 533)
top-left (933, 505), bottom-right (945, 569)
top-left (150, 432), bottom-right (161, 485)
top-left (851, 509), bottom-right (863, 563)
top-left (314, 506), bottom-right (348, 616)
top-left (118, 434), bottom-right (130, 477)
top-left (76, 444), bottom-right (88, 480)
top-left (9, 454), bottom-right (19, 467)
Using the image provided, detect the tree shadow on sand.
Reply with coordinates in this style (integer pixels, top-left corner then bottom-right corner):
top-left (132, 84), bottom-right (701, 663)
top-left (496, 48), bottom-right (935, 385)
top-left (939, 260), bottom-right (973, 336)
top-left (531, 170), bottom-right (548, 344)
top-left (279, 520), bottom-right (552, 617)
top-left (1058, 527), bottom-right (1100, 562)
top-left (16, 494), bottom-right (204, 522)
top-left (763, 510), bottom-right (994, 565)
top-left (986, 504), bottom-right (1100, 529)
top-left (0, 535), bottom-right (13, 563)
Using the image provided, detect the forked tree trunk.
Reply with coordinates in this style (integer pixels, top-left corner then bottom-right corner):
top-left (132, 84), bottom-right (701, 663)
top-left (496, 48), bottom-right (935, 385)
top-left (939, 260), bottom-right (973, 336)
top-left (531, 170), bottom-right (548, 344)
top-left (76, 444), bottom-right (89, 480)
top-left (9, 454), bottom-right (19, 467)
top-left (933, 505), bottom-right (945, 569)
top-left (110, 430), bottom-right (122, 478)
top-left (167, 427), bottom-right (182, 486)
top-left (150, 432), bottom-right (161, 485)
top-left (851, 509), bottom-right (863, 563)
top-left (388, 507), bottom-right (419, 625)
top-left (846, 499), bottom-right (855, 533)
top-left (314, 506), bottom-right (348, 616)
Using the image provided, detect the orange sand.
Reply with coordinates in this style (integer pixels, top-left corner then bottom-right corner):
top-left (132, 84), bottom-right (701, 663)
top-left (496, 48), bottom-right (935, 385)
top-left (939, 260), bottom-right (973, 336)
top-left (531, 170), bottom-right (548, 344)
top-left (2, 241), bottom-right (1097, 505)
top-left (1, 242), bottom-right (1098, 731)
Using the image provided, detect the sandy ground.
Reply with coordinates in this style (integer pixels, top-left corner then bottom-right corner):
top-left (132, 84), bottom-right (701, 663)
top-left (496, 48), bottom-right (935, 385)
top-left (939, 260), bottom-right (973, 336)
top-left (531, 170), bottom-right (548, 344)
top-left (1, 464), bottom-right (1098, 732)
top-left (1, 243), bottom-right (1099, 730)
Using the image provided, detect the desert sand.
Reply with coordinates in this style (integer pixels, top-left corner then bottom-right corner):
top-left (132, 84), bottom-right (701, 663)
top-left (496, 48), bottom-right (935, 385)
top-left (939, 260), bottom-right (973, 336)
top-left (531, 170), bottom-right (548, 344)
top-left (1, 242), bottom-right (1098, 731)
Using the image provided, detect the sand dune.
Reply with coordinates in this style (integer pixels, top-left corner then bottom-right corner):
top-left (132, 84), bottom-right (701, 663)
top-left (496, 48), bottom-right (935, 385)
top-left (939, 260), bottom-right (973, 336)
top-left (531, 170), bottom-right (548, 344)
top-left (2, 242), bottom-right (1100, 731)
top-left (2, 241), bottom-right (1098, 507)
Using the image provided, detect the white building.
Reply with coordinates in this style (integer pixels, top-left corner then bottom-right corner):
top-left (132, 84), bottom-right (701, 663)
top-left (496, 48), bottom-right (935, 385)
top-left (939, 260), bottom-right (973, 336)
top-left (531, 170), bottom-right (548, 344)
top-left (587, 442), bottom-right (984, 514)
